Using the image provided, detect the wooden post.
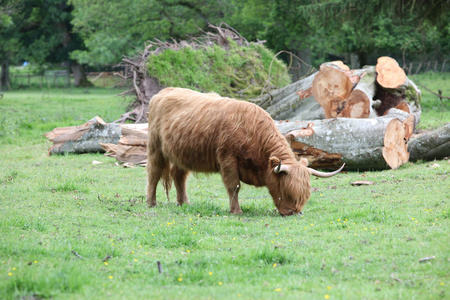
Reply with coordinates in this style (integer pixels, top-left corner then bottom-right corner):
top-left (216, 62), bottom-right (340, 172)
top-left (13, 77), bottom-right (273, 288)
top-left (415, 62), bottom-right (422, 74)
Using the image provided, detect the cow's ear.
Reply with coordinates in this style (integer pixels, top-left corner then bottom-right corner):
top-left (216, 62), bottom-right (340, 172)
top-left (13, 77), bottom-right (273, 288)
top-left (269, 156), bottom-right (281, 169)
top-left (299, 157), bottom-right (309, 167)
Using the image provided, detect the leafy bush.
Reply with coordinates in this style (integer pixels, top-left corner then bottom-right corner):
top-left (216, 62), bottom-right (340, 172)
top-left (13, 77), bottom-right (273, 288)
top-left (146, 40), bottom-right (291, 99)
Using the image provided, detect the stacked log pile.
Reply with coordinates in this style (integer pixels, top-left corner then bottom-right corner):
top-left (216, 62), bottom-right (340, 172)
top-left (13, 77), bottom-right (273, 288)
top-left (257, 57), bottom-right (421, 125)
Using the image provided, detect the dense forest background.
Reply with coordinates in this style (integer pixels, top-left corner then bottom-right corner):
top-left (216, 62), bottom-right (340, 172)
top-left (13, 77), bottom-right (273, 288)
top-left (0, 0), bottom-right (448, 90)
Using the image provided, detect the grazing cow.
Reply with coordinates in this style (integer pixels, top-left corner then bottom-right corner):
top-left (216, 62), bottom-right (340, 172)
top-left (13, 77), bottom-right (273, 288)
top-left (146, 87), bottom-right (344, 216)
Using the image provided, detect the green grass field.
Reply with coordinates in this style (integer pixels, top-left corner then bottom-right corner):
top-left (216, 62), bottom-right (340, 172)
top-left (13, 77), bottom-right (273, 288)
top-left (0, 75), bottom-right (449, 299)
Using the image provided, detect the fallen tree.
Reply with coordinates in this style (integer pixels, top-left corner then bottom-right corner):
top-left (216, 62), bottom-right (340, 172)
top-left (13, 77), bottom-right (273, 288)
top-left (408, 124), bottom-right (450, 162)
top-left (276, 109), bottom-right (415, 170)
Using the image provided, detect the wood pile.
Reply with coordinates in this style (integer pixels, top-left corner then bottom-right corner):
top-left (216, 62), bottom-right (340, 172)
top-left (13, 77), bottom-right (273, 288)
top-left (257, 57), bottom-right (421, 126)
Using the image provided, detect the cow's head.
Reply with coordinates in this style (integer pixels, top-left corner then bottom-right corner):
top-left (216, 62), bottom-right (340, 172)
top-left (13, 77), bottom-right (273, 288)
top-left (268, 157), bottom-right (344, 216)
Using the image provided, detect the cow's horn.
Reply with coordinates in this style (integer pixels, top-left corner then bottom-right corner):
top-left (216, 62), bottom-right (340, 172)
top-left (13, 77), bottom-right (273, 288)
top-left (308, 163), bottom-right (345, 178)
top-left (274, 161), bottom-right (291, 174)
top-left (274, 160), bottom-right (282, 173)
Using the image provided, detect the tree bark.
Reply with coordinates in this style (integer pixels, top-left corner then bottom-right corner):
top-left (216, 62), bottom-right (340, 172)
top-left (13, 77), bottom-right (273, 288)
top-left (337, 67), bottom-right (378, 118)
top-left (1, 60), bottom-right (10, 91)
top-left (276, 110), bottom-right (414, 170)
top-left (71, 62), bottom-right (94, 87)
top-left (255, 71), bottom-right (325, 121)
top-left (44, 117), bottom-right (121, 155)
top-left (408, 124), bottom-right (450, 161)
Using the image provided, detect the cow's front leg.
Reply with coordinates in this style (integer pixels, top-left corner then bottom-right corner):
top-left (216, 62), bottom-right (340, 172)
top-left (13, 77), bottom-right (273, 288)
top-left (227, 184), bottom-right (242, 214)
top-left (218, 154), bottom-right (243, 214)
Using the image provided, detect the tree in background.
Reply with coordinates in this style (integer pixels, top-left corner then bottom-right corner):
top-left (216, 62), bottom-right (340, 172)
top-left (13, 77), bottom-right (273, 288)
top-left (19, 0), bottom-right (92, 86)
top-left (2, 0), bottom-right (448, 90)
top-left (294, 0), bottom-right (449, 68)
top-left (237, 0), bottom-right (449, 73)
top-left (70, 0), bottom-right (234, 66)
top-left (0, 1), bottom-right (15, 27)
top-left (0, 0), bottom-right (92, 89)
top-left (0, 0), bottom-right (20, 90)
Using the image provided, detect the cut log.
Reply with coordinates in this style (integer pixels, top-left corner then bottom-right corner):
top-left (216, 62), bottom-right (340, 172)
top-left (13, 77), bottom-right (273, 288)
top-left (374, 78), bottom-right (421, 127)
top-left (276, 111), bottom-right (414, 170)
top-left (44, 117), bottom-right (147, 156)
top-left (376, 56), bottom-right (407, 89)
top-left (101, 143), bottom-right (147, 165)
top-left (338, 67), bottom-right (378, 118)
top-left (44, 117), bottom-right (122, 155)
top-left (256, 71), bottom-right (326, 121)
top-left (257, 65), bottom-right (373, 121)
top-left (408, 124), bottom-right (450, 161)
top-left (311, 65), bottom-right (353, 118)
top-left (375, 56), bottom-right (422, 126)
top-left (330, 60), bottom-right (350, 71)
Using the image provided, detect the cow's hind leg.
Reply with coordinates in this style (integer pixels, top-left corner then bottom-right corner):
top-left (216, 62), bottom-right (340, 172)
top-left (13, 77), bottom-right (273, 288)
top-left (218, 154), bottom-right (243, 214)
top-left (146, 149), bottom-right (169, 207)
top-left (171, 165), bottom-right (189, 206)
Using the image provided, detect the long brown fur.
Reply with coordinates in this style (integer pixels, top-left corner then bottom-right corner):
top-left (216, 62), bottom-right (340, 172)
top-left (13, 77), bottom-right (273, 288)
top-left (146, 87), bottom-right (311, 216)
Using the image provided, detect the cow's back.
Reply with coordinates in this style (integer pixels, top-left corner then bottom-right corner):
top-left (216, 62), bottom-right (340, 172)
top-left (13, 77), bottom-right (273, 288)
top-left (148, 87), bottom-right (291, 173)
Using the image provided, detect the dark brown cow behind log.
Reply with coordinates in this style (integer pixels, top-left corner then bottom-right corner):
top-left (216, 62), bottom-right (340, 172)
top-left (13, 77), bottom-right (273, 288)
top-left (146, 88), bottom-right (344, 216)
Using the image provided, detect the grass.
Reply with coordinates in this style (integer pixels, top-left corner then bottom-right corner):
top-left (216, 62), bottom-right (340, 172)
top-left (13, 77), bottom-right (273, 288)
top-left (412, 72), bottom-right (450, 130)
top-left (0, 76), bottom-right (449, 299)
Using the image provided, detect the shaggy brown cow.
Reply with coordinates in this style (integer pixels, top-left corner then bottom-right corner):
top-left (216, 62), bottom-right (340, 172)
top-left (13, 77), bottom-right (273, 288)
top-left (146, 87), bottom-right (344, 216)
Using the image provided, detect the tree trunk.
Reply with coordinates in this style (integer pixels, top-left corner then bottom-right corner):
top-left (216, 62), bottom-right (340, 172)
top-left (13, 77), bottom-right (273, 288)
top-left (276, 110), bottom-right (414, 170)
top-left (408, 124), bottom-right (450, 161)
top-left (350, 53), bottom-right (360, 69)
top-left (71, 62), bottom-right (94, 87)
top-left (44, 117), bottom-right (121, 155)
top-left (1, 60), bottom-right (11, 91)
top-left (337, 67), bottom-right (378, 118)
top-left (255, 71), bottom-right (325, 121)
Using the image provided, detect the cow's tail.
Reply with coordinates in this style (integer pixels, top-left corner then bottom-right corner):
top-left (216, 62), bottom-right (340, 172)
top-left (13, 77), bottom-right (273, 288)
top-left (162, 164), bottom-right (172, 201)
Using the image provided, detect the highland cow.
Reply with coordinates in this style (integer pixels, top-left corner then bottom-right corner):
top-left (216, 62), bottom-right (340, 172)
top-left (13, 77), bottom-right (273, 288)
top-left (146, 87), bottom-right (344, 216)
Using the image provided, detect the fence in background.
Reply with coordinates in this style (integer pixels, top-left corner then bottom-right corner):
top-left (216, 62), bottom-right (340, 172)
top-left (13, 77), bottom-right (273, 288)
top-left (403, 60), bottom-right (448, 75)
top-left (10, 71), bottom-right (124, 89)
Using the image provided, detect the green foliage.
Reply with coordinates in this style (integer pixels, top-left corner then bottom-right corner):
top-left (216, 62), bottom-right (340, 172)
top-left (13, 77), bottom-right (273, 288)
top-left (70, 0), bottom-right (234, 66)
top-left (266, 0), bottom-right (449, 67)
top-left (224, 0), bottom-right (273, 42)
top-left (146, 41), bottom-right (291, 99)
